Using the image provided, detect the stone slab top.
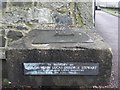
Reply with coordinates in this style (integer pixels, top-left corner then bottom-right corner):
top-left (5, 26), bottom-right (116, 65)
top-left (7, 29), bottom-right (111, 50)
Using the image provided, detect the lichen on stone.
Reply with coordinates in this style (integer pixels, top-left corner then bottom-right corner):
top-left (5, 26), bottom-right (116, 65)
top-left (1, 2), bottom-right (94, 46)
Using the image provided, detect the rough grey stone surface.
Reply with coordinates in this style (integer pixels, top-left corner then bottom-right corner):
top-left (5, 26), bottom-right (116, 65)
top-left (2, 2), bottom-right (93, 27)
top-left (3, 29), bottom-right (112, 88)
top-left (5, 48), bottom-right (112, 87)
top-left (52, 13), bottom-right (72, 25)
top-left (7, 31), bottom-right (23, 41)
top-left (1, 2), bottom-right (94, 47)
top-left (8, 29), bottom-right (108, 50)
top-left (0, 36), bottom-right (6, 47)
top-left (16, 26), bottom-right (28, 30)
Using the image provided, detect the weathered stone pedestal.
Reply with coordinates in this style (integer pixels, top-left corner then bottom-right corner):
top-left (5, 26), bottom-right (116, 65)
top-left (4, 29), bottom-right (112, 88)
top-left (1, 1), bottom-right (112, 88)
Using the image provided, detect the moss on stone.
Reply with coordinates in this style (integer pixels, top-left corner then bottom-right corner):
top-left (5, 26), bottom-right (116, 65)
top-left (25, 22), bottom-right (34, 28)
top-left (69, 2), bottom-right (76, 25)
top-left (75, 13), bottom-right (84, 27)
top-left (57, 7), bottom-right (68, 14)
top-left (69, 3), bottom-right (84, 27)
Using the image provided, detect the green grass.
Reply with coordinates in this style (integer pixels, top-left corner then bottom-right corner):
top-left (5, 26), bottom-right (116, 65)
top-left (102, 8), bottom-right (120, 17)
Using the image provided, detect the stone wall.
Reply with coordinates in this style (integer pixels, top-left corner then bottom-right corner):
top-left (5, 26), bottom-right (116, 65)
top-left (1, 1), bottom-right (113, 88)
top-left (0, 1), bottom-right (94, 47)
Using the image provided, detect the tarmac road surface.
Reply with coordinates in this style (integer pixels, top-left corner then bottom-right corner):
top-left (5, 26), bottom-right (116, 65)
top-left (95, 10), bottom-right (118, 88)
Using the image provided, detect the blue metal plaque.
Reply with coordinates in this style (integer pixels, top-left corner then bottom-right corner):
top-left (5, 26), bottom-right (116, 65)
top-left (23, 63), bottom-right (99, 75)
